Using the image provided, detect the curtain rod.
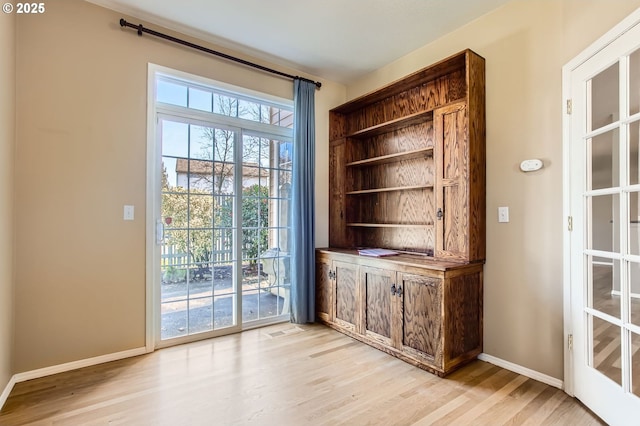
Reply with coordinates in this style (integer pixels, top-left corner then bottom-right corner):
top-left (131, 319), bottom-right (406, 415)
top-left (119, 19), bottom-right (322, 89)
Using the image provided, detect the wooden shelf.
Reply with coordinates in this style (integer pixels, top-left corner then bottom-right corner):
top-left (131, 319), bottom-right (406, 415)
top-left (346, 148), bottom-right (433, 167)
top-left (346, 185), bottom-right (432, 195)
top-left (347, 223), bottom-right (433, 228)
top-left (347, 110), bottom-right (434, 139)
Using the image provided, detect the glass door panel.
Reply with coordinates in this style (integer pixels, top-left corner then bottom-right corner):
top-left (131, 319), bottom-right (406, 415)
top-left (241, 134), bottom-right (292, 323)
top-left (590, 258), bottom-right (621, 319)
top-left (589, 62), bottom-right (619, 131)
top-left (630, 49), bottom-right (640, 117)
top-left (581, 53), bottom-right (640, 407)
top-left (591, 314), bottom-right (622, 386)
top-left (160, 119), bottom-right (239, 340)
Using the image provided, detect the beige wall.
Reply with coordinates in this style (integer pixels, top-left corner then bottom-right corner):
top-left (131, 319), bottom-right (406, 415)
top-left (14, 0), bottom-right (344, 372)
top-left (347, 0), bottom-right (640, 379)
top-left (0, 9), bottom-right (16, 392)
top-left (15, 0), bottom-right (639, 382)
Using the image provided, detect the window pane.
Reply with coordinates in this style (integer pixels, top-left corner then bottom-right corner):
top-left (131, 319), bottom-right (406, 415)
top-left (279, 141), bottom-right (293, 168)
top-left (630, 192), bottom-right (640, 255)
top-left (630, 49), bottom-right (640, 116)
top-left (589, 62), bottom-right (619, 131)
top-left (213, 94), bottom-right (237, 117)
top-left (161, 301), bottom-right (187, 339)
top-left (588, 193), bottom-right (619, 252)
top-left (189, 195), bottom-right (213, 227)
top-left (188, 296), bottom-right (213, 334)
top-left (187, 160), bottom-right (214, 193)
top-left (260, 105), bottom-right (270, 123)
top-left (238, 99), bottom-right (260, 121)
top-left (630, 260), bottom-right (640, 327)
top-left (590, 128), bottom-right (620, 190)
top-left (190, 125), bottom-right (214, 161)
top-left (214, 295), bottom-right (234, 329)
top-left (161, 121), bottom-right (188, 158)
top-left (161, 156), bottom-right (179, 190)
top-left (157, 80), bottom-right (187, 107)
top-left (242, 135), bottom-right (261, 164)
top-left (188, 87), bottom-right (212, 112)
top-left (211, 163), bottom-right (234, 195)
top-left (590, 259), bottom-right (620, 319)
top-left (591, 315), bottom-right (621, 386)
top-left (631, 121), bottom-right (640, 185)
top-left (259, 138), bottom-right (271, 168)
top-left (213, 263), bottom-right (233, 294)
top-left (632, 332), bottom-right (640, 398)
top-left (213, 129), bottom-right (235, 163)
top-left (278, 171), bottom-right (292, 188)
top-left (214, 198), bottom-right (235, 230)
top-left (162, 195), bottom-right (188, 229)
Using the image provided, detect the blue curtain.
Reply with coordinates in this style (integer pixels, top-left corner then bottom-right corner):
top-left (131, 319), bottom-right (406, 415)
top-left (290, 79), bottom-right (316, 323)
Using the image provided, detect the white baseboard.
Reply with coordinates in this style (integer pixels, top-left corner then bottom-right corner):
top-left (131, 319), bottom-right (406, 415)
top-left (0, 375), bottom-right (17, 411)
top-left (1, 346), bottom-right (147, 410)
top-left (478, 353), bottom-right (564, 389)
top-left (13, 347), bottom-right (147, 383)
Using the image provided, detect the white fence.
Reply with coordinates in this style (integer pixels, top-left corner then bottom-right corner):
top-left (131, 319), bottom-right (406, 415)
top-left (161, 239), bottom-right (233, 267)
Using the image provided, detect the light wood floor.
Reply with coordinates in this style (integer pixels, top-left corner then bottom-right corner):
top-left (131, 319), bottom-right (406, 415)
top-left (0, 324), bottom-right (603, 426)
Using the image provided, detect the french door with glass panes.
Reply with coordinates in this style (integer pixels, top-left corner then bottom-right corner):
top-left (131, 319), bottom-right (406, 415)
top-left (566, 10), bottom-right (640, 423)
top-left (157, 116), bottom-right (292, 345)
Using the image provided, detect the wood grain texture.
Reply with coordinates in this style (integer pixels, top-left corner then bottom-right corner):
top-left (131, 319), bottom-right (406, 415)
top-left (348, 188), bottom-right (432, 225)
top-left (329, 111), bottom-right (346, 141)
top-left (345, 76), bottom-right (457, 135)
top-left (328, 50), bottom-right (484, 260)
top-left (334, 261), bottom-right (359, 331)
top-left (322, 50), bottom-right (486, 379)
top-left (362, 266), bottom-right (395, 344)
top-left (466, 51), bottom-right (487, 261)
top-left (315, 256), bottom-right (333, 322)
top-left (444, 272), bottom-right (482, 368)
top-left (328, 138), bottom-right (350, 248)
top-left (317, 250), bottom-right (483, 375)
top-left (0, 323), bottom-right (604, 426)
top-left (353, 225), bottom-right (435, 254)
top-left (435, 102), bottom-right (469, 261)
top-left (400, 273), bottom-right (443, 365)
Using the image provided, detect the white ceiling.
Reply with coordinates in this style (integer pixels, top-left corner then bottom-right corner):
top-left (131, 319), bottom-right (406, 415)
top-left (88, 0), bottom-right (511, 84)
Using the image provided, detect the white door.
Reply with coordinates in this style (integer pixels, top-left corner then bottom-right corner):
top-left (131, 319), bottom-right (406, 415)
top-left (565, 9), bottom-right (640, 424)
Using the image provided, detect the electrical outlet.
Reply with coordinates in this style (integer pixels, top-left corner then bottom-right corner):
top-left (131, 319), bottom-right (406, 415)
top-left (498, 206), bottom-right (509, 223)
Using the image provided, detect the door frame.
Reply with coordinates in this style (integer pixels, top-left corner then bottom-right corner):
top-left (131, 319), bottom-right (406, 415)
top-left (562, 6), bottom-right (640, 398)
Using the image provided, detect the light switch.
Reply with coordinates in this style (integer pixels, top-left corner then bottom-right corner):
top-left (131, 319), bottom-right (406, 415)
top-left (498, 206), bottom-right (509, 223)
top-left (124, 205), bottom-right (135, 221)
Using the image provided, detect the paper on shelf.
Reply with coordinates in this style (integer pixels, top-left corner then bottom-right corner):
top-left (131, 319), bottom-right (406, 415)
top-left (357, 248), bottom-right (399, 257)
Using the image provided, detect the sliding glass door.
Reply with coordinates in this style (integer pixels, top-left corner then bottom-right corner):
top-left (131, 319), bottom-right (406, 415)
top-left (151, 69), bottom-right (293, 346)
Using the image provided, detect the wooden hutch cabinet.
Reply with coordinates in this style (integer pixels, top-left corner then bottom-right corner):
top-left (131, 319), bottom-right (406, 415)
top-left (317, 49), bottom-right (485, 376)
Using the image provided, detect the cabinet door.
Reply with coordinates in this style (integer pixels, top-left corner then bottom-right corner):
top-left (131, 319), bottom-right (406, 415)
top-left (362, 266), bottom-right (395, 346)
top-left (435, 102), bottom-right (468, 261)
top-left (397, 273), bottom-right (443, 368)
top-left (315, 256), bottom-right (333, 322)
top-left (333, 261), bottom-right (360, 332)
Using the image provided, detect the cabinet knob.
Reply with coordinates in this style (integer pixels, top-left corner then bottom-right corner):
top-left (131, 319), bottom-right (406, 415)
top-left (437, 208), bottom-right (443, 220)
top-left (396, 285), bottom-right (403, 297)
top-left (391, 284), bottom-right (396, 295)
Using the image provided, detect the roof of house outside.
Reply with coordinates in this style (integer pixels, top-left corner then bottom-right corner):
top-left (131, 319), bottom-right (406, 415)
top-left (175, 158), bottom-right (269, 178)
